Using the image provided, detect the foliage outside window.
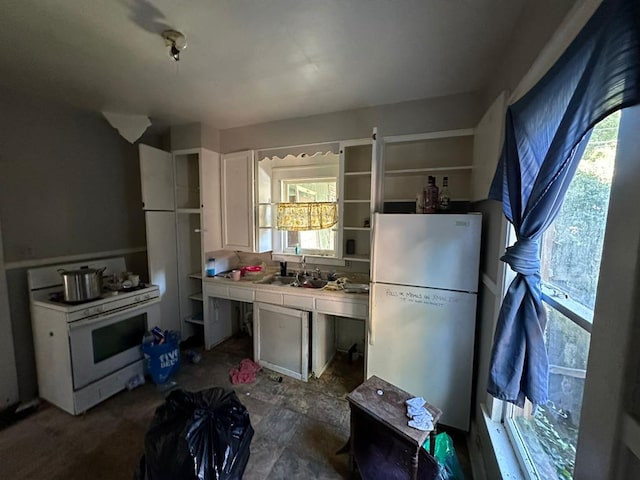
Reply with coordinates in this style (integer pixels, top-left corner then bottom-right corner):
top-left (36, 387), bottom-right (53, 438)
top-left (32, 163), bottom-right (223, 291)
top-left (282, 179), bottom-right (337, 256)
top-left (505, 112), bottom-right (620, 479)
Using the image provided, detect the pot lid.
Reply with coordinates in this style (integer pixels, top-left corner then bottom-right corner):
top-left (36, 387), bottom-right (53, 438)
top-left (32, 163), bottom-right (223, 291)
top-left (58, 266), bottom-right (106, 275)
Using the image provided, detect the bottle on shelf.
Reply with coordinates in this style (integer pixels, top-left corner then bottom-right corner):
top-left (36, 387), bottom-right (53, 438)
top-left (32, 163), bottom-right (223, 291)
top-left (206, 258), bottom-right (216, 277)
top-left (439, 176), bottom-right (451, 211)
top-left (416, 191), bottom-right (424, 214)
top-left (423, 176), bottom-right (439, 214)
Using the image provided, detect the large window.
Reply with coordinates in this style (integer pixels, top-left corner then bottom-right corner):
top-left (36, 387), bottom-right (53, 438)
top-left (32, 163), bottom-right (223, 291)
top-left (281, 179), bottom-right (337, 256)
top-left (505, 111), bottom-right (620, 479)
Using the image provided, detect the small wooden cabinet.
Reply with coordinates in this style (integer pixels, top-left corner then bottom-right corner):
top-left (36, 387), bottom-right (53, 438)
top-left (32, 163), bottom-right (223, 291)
top-left (347, 375), bottom-right (442, 480)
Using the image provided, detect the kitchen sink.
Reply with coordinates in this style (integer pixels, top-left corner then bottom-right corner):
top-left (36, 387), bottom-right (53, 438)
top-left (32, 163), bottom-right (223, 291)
top-left (258, 274), bottom-right (327, 289)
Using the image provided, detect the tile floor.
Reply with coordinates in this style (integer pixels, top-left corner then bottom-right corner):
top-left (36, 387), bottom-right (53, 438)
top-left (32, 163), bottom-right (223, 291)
top-left (0, 335), bottom-right (472, 479)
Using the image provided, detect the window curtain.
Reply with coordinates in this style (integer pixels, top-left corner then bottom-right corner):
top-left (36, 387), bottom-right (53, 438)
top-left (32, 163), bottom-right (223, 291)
top-left (487, 0), bottom-right (640, 407)
top-left (276, 202), bottom-right (338, 231)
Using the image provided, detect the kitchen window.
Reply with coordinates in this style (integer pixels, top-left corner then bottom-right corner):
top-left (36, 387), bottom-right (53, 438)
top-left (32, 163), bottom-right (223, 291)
top-left (280, 179), bottom-right (338, 256)
top-left (504, 111), bottom-right (620, 479)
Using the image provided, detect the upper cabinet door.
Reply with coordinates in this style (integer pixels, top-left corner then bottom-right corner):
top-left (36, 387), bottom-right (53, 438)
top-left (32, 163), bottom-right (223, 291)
top-left (221, 151), bottom-right (255, 252)
top-left (139, 144), bottom-right (174, 210)
top-left (200, 149), bottom-right (222, 253)
top-left (371, 127), bottom-right (384, 216)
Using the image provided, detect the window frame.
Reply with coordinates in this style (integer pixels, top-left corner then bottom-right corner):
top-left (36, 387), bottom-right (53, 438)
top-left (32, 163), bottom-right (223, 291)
top-left (499, 112), bottom-right (620, 479)
top-left (270, 162), bottom-right (339, 257)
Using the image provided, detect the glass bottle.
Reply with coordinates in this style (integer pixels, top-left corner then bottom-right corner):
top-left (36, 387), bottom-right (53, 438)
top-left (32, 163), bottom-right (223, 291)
top-left (423, 176), bottom-right (439, 214)
top-left (439, 176), bottom-right (451, 211)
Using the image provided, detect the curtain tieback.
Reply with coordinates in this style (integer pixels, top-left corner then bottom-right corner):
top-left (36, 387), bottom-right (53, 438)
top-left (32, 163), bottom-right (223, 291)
top-left (500, 238), bottom-right (540, 276)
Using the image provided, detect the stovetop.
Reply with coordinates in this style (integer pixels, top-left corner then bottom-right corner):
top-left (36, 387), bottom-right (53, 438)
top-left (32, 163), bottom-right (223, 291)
top-left (31, 284), bottom-right (161, 317)
top-left (46, 284), bottom-right (151, 305)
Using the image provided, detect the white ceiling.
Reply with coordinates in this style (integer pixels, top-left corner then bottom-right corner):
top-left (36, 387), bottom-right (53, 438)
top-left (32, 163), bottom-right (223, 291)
top-left (0, 0), bottom-right (527, 130)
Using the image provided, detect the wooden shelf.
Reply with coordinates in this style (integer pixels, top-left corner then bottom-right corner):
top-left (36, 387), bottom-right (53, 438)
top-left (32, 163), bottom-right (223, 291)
top-left (385, 166), bottom-right (473, 176)
top-left (344, 227), bottom-right (371, 231)
top-left (343, 199), bottom-right (371, 204)
top-left (344, 171), bottom-right (372, 176)
top-left (344, 254), bottom-right (371, 263)
top-left (188, 272), bottom-right (203, 280)
top-left (188, 292), bottom-right (203, 301)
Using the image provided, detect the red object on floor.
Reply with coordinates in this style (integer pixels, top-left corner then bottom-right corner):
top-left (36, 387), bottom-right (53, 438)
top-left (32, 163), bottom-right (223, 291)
top-left (230, 358), bottom-right (262, 384)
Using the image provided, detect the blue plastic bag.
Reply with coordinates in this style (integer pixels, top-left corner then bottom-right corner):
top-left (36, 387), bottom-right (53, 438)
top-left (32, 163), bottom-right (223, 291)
top-left (142, 330), bottom-right (181, 384)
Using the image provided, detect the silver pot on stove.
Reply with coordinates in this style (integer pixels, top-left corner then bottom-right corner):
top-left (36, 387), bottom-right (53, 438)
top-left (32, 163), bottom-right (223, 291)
top-left (58, 266), bottom-right (106, 302)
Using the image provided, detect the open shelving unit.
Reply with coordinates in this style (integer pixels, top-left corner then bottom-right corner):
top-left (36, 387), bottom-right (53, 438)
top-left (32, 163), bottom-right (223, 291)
top-left (380, 129), bottom-right (475, 212)
top-left (340, 140), bottom-right (373, 262)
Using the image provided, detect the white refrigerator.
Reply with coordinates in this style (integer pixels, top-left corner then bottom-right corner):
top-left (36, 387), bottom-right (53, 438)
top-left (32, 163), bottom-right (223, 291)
top-left (367, 213), bottom-right (482, 431)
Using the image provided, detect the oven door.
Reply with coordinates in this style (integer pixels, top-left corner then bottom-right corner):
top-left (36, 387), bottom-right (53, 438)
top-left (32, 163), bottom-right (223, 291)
top-left (68, 299), bottom-right (160, 390)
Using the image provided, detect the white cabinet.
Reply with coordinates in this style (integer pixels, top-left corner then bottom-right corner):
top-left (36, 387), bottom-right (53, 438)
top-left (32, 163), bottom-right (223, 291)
top-left (253, 302), bottom-right (309, 382)
top-left (221, 150), bottom-right (272, 253)
top-left (221, 151), bottom-right (256, 252)
top-left (203, 296), bottom-right (233, 349)
top-left (139, 144), bottom-right (175, 211)
top-left (139, 145), bottom-right (221, 340)
top-left (339, 138), bottom-right (374, 263)
top-left (145, 211), bottom-right (180, 332)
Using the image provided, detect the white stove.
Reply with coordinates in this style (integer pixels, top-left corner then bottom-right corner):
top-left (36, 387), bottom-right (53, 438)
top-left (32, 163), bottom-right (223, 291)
top-left (28, 257), bottom-right (161, 415)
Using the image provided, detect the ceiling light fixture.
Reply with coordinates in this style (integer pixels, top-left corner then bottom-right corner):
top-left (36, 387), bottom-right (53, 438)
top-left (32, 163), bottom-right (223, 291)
top-left (162, 29), bottom-right (187, 61)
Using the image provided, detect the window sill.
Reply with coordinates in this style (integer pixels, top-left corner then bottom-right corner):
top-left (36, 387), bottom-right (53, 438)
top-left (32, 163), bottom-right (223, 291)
top-left (480, 404), bottom-right (526, 480)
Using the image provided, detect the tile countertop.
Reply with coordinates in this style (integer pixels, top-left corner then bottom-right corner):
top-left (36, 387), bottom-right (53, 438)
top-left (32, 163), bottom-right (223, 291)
top-left (203, 273), bottom-right (370, 303)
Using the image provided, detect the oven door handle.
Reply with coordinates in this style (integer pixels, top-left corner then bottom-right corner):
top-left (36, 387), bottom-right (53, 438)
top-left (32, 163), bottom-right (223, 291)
top-left (68, 298), bottom-right (159, 331)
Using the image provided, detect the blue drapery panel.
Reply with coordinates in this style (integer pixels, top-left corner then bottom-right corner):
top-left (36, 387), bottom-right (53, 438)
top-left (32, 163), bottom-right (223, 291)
top-left (487, 0), bottom-right (640, 407)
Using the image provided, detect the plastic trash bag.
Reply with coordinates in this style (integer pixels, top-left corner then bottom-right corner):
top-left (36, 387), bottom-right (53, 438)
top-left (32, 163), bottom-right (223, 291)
top-left (137, 387), bottom-right (254, 480)
top-left (423, 432), bottom-right (465, 480)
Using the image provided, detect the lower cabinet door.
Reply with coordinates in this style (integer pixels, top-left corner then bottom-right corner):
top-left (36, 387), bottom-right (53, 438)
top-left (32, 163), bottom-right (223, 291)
top-left (253, 302), bottom-right (309, 382)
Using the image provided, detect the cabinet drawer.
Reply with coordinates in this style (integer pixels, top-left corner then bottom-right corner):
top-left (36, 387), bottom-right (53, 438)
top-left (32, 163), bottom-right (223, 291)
top-left (316, 298), bottom-right (368, 319)
top-left (206, 284), bottom-right (229, 299)
top-left (228, 287), bottom-right (255, 302)
top-left (282, 294), bottom-right (315, 310)
top-left (255, 290), bottom-right (283, 305)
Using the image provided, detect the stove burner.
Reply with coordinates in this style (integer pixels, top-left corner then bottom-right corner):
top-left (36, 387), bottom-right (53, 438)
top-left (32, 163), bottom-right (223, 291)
top-left (47, 292), bottom-right (99, 305)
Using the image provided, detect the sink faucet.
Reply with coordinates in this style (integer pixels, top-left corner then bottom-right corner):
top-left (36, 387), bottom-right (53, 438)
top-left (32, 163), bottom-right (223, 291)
top-left (302, 255), bottom-right (307, 276)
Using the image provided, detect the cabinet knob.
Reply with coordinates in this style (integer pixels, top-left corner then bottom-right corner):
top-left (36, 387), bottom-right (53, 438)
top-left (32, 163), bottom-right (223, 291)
top-left (194, 228), bottom-right (201, 233)
top-left (142, 202), bottom-right (145, 208)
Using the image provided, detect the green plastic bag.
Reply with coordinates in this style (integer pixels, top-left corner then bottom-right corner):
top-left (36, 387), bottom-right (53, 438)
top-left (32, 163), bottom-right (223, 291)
top-left (423, 432), bottom-right (465, 480)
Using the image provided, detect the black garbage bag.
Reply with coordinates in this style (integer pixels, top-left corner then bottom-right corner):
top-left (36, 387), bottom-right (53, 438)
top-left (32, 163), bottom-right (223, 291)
top-left (139, 387), bottom-right (254, 480)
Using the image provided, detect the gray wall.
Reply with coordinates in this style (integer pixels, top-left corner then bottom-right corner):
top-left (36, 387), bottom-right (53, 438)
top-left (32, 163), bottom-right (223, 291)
top-left (480, 0), bottom-right (577, 110)
top-left (221, 92), bottom-right (482, 152)
top-left (0, 87), bottom-right (153, 402)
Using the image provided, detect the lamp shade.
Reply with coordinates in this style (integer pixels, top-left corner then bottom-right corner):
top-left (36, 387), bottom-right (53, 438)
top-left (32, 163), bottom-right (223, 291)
top-left (276, 202), bottom-right (338, 231)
